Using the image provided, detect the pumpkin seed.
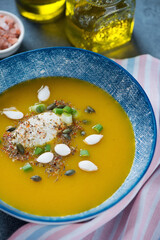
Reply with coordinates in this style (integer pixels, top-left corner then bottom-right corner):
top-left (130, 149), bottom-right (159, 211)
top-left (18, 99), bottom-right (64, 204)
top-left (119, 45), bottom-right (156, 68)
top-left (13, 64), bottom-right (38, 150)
top-left (47, 103), bottom-right (57, 110)
top-left (7, 127), bottom-right (16, 132)
top-left (62, 133), bottom-right (71, 140)
top-left (80, 130), bottom-right (86, 136)
top-left (16, 143), bottom-right (25, 154)
top-left (63, 106), bottom-right (72, 113)
top-left (65, 169), bottom-right (76, 176)
top-left (80, 149), bottom-right (90, 157)
top-left (29, 104), bottom-right (46, 113)
top-left (62, 128), bottom-right (72, 134)
top-left (30, 175), bottom-right (42, 182)
top-left (82, 119), bottom-right (91, 125)
top-left (57, 104), bottom-right (66, 108)
top-left (85, 106), bottom-right (95, 113)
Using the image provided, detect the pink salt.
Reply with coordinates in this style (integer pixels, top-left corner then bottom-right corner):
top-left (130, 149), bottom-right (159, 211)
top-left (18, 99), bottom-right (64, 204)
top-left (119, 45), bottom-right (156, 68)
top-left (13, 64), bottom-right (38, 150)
top-left (0, 14), bottom-right (21, 50)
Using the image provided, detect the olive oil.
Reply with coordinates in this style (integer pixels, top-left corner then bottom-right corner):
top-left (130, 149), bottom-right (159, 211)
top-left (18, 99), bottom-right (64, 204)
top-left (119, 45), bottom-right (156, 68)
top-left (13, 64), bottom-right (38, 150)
top-left (65, 0), bottom-right (135, 52)
top-left (15, 0), bottom-right (66, 22)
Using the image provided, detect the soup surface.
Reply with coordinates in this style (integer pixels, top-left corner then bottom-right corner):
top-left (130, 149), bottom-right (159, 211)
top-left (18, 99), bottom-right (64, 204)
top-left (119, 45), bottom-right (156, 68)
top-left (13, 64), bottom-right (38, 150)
top-left (0, 77), bottom-right (135, 216)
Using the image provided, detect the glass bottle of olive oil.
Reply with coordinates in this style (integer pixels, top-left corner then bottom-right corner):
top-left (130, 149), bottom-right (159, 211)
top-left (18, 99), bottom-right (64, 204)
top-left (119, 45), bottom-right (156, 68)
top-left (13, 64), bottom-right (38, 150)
top-left (65, 0), bottom-right (136, 53)
top-left (15, 0), bottom-right (66, 22)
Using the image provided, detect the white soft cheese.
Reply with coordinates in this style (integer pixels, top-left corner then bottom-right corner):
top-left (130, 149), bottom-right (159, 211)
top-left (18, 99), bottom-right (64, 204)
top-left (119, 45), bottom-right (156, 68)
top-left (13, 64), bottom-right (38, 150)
top-left (12, 112), bottom-right (61, 147)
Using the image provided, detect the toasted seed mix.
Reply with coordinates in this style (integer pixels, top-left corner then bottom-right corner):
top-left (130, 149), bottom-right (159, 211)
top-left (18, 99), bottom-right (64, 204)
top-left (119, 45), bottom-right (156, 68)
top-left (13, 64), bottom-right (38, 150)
top-left (53, 108), bottom-right (63, 115)
top-left (34, 147), bottom-right (44, 155)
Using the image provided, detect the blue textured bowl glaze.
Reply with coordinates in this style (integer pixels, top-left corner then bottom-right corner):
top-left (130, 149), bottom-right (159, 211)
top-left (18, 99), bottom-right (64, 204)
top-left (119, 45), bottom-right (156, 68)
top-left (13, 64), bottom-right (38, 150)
top-left (0, 47), bottom-right (157, 224)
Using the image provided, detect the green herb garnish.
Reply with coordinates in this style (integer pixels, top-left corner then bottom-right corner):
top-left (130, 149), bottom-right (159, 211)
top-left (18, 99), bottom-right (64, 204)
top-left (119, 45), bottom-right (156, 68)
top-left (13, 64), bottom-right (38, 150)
top-left (7, 127), bottom-right (16, 132)
top-left (63, 106), bottom-right (72, 114)
top-left (44, 144), bottom-right (51, 152)
top-left (53, 108), bottom-right (63, 115)
top-left (92, 124), bottom-right (103, 133)
top-left (80, 149), bottom-right (90, 157)
top-left (22, 163), bottom-right (33, 172)
top-left (29, 104), bottom-right (46, 113)
top-left (34, 147), bottom-right (44, 155)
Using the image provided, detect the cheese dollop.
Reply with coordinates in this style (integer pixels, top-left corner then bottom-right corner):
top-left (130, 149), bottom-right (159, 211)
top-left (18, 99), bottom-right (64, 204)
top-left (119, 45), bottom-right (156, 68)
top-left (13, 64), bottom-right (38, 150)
top-left (12, 112), bottom-right (61, 147)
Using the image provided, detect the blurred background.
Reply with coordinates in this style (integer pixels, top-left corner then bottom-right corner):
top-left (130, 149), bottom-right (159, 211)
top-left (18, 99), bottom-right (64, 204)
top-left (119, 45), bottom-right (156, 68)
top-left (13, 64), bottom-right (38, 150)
top-left (1, 0), bottom-right (160, 60)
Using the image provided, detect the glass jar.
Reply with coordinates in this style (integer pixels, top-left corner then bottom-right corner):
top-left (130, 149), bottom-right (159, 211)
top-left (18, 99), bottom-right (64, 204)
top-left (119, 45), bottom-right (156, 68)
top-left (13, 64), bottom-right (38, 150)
top-left (15, 0), bottom-right (66, 22)
top-left (65, 0), bottom-right (136, 52)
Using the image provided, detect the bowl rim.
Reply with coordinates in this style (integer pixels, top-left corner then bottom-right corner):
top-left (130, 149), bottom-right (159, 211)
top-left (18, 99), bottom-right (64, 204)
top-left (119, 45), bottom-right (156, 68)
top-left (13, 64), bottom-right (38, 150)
top-left (0, 10), bottom-right (25, 56)
top-left (0, 47), bottom-right (157, 223)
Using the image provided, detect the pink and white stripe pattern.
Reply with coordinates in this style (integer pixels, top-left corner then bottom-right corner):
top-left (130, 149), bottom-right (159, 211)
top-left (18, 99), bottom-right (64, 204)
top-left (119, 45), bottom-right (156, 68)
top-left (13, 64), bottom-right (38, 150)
top-left (8, 55), bottom-right (160, 240)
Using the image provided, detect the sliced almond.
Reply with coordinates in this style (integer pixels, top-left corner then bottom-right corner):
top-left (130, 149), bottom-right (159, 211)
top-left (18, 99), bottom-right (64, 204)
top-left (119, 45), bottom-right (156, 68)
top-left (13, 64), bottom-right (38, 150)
top-left (78, 160), bottom-right (98, 172)
top-left (37, 152), bottom-right (54, 164)
top-left (83, 134), bottom-right (103, 145)
top-left (38, 85), bottom-right (50, 102)
top-left (3, 110), bottom-right (24, 120)
top-left (54, 144), bottom-right (71, 156)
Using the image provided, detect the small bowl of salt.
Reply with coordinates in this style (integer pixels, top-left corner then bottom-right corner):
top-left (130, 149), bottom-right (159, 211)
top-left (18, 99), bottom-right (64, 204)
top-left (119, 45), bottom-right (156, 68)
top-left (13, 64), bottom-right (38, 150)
top-left (0, 10), bottom-right (24, 59)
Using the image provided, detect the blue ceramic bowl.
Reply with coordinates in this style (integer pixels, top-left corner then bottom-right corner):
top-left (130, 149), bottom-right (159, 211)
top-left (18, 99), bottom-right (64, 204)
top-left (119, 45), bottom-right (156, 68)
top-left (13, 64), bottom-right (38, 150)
top-left (0, 47), bottom-right (157, 224)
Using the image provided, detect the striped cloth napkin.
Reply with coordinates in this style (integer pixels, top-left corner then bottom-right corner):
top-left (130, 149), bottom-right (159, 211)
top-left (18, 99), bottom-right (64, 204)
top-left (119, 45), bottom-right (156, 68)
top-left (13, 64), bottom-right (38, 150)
top-left (8, 54), bottom-right (160, 240)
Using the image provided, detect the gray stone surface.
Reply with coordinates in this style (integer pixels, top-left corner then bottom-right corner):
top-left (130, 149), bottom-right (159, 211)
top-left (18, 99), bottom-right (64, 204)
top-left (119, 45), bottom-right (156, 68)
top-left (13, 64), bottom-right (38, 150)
top-left (0, 0), bottom-right (160, 239)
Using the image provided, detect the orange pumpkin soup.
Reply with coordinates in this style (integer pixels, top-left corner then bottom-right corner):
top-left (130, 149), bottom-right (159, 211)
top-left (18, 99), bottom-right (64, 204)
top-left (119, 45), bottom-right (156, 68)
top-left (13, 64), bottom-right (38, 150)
top-left (0, 77), bottom-right (135, 216)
